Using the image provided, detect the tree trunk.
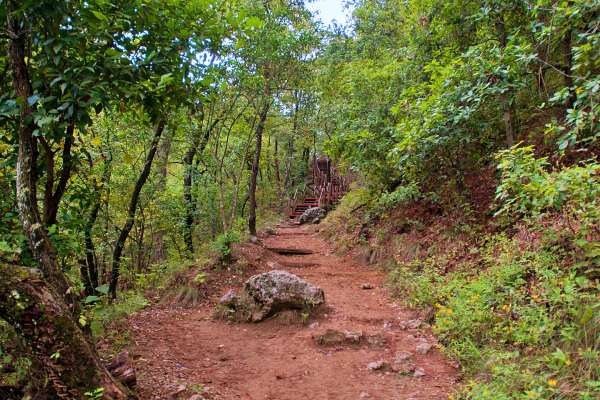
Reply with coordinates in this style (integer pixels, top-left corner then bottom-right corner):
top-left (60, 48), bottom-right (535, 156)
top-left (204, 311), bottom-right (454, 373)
top-left (496, 15), bottom-right (515, 147)
top-left (0, 264), bottom-right (134, 399)
top-left (43, 121), bottom-right (75, 227)
top-left (230, 129), bottom-right (253, 226)
top-left (109, 120), bottom-right (166, 299)
top-left (8, 4), bottom-right (72, 298)
top-left (248, 97), bottom-right (270, 236)
top-left (182, 118), bottom-right (212, 256)
top-left (151, 131), bottom-right (172, 263)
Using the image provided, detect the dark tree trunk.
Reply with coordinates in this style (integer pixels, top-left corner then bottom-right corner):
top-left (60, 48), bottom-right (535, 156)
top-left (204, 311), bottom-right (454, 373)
top-left (182, 117), bottom-right (212, 256)
top-left (43, 121), bottom-right (75, 227)
top-left (109, 120), bottom-right (166, 299)
top-left (0, 264), bottom-right (134, 399)
top-left (248, 97), bottom-right (270, 236)
top-left (8, 3), bottom-right (72, 297)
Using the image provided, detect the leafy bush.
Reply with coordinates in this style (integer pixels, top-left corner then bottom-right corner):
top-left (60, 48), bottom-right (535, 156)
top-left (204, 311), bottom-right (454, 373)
top-left (389, 225), bottom-right (600, 399)
top-left (495, 146), bottom-right (600, 217)
top-left (211, 230), bottom-right (241, 265)
top-left (375, 182), bottom-right (421, 210)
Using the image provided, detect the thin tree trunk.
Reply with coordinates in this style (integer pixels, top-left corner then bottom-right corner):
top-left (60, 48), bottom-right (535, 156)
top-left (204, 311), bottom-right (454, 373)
top-left (80, 153), bottom-right (111, 295)
top-left (151, 131), bottom-right (172, 263)
top-left (109, 119), bottom-right (166, 299)
top-left (44, 121), bottom-right (75, 226)
top-left (274, 138), bottom-right (281, 191)
top-left (230, 129), bottom-right (254, 226)
top-left (496, 15), bottom-right (515, 146)
top-left (0, 264), bottom-right (133, 399)
top-left (183, 117), bottom-right (213, 256)
top-left (248, 92), bottom-right (271, 236)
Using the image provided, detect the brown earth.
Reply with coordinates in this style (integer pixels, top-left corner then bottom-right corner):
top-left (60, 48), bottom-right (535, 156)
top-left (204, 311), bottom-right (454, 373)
top-left (129, 224), bottom-right (458, 400)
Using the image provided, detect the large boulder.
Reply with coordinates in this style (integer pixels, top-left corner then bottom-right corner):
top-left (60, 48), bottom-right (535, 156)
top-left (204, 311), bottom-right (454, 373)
top-left (298, 207), bottom-right (326, 224)
top-left (216, 270), bottom-right (325, 322)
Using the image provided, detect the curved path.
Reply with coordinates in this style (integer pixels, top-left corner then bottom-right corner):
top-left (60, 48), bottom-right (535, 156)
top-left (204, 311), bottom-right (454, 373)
top-left (129, 224), bottom-right (457, 399)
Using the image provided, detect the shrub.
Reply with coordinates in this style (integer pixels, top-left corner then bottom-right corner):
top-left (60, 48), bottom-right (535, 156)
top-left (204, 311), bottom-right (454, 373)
top-left (495, 145), bottom-right (600, 218)
top-left (389, 226), bottom-right (600, 399)
top-left (211, 230), bottom-right (241, 265)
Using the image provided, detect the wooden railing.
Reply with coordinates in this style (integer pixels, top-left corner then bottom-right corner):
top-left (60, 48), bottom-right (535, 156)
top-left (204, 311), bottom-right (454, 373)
top-left (286, 156), bottom-right (351, 219)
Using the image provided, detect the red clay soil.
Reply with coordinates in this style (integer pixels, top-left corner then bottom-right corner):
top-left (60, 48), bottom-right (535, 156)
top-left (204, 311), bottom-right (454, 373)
top-left (129, 224), bottom-right (458, 400)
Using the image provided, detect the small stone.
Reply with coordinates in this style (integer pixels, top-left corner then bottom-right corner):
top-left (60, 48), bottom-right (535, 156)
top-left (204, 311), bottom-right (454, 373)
top-left (188, 395), bottom-right (205, 400)
top-left (367, 360), bottom-right (386, 371)
top-left (309, 322), bottom-right (319, 329)
top-left (383, 320), bottom-right (392, 329)
top-left (365, 333), bottom-right (386, 347)
top-left (343, 330), bottom-right (363, 344)
top-left (218, 290), bottom-right (237, 306)
top-left (359, 392), bottom-right (370, 399)
top-left (392, 352), bottom-right (415, 374)
top-left (399, 319), bottom-right (422, 330)
top-left (394, 351), bottom-right (413, 362)
top-left (361, 283), bottom-right (374, 290)
top-left (413, 367), bottom-right (426, 377)
top-left (314, 329), bottom-right (346, 346)
top-left (265, 228), bottom-right (277, 235)
top-left (249, 235), bottom-right (261, 245)
top-left (415, 341), bottom-right (433, 354)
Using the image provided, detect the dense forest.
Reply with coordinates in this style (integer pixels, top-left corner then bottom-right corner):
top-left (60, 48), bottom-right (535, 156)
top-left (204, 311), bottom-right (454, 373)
top-left (0, 0), bottom-right (598, 399)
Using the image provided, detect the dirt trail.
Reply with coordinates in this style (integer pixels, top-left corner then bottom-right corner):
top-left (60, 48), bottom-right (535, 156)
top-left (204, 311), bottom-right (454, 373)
top-left (129, 224), bottom-right (457, 400)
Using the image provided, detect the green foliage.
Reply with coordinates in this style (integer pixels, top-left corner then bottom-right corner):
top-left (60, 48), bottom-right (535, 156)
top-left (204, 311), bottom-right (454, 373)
top-left (389, 220), bottom-right (600, 399)
top-left (319, 0), bottom-right (599, 198)
top-left (211, 230), bottom-right (241, 265)
top-left (375, 182), bottom-right (422, 210)
top-left (495, 146), bottom-right (600, 217)
top-left (84, 387), bottom-right (104, 400)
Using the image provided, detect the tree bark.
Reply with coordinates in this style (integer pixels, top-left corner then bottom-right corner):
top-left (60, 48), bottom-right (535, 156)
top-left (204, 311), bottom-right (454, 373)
top-left (8, 3), bottom-right (72, 297)
top-left (151, 131), bottom-right (172, 263)
top-left (109, 120), bottom-right (166, 299)
top-left (182, 115), bottom-right (212, 256)
top-left (44, 121), bottom-right (75, 227)
top-left (496, 15), bottom-right (515, 147)
top-left (248, 91), bottom-right (271, 236)
top-left (0, 264), bottom-right (134, 399)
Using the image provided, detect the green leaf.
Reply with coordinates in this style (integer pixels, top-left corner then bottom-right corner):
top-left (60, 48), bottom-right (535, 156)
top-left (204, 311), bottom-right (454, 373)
top-left (96, 284), bottom-right (110, 295)
top-left (91, 10), bottom-right (108, 22)
top-left (84, 295), bottom-right (101, 304)
top-left (245, 16), bottom-right (264, 30)
top-left (27, 95), bottom-right (40, 106)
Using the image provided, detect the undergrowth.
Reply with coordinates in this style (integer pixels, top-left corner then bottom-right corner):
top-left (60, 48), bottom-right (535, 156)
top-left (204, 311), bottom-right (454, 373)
top-left (322, 170), bottom-right (599, 400)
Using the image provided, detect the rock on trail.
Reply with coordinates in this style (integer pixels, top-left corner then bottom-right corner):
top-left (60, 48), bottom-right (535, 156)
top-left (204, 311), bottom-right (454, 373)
top-left (217, 270), bottom-right (325, 322)
top-left (298, 206), bottom-right (326, 224)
